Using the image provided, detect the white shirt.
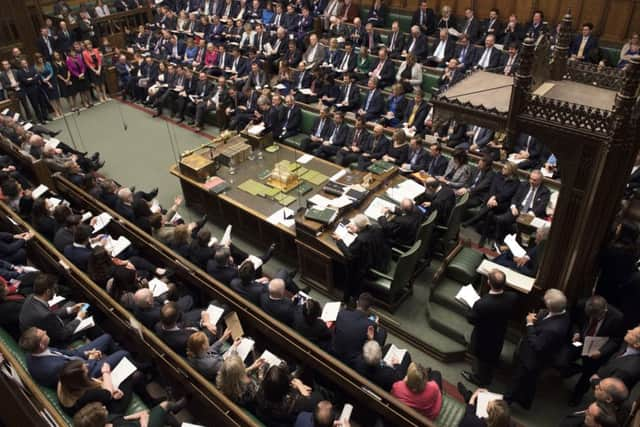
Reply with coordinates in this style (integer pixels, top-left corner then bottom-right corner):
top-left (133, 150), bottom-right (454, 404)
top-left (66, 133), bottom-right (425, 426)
top-left (478, 47), bottom-right (493, 68)
top-left (433, 40), bottom-right (446, 59)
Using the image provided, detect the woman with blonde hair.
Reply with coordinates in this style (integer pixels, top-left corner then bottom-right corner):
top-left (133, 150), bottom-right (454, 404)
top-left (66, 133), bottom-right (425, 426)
top-left (216, 353), bottom-right (264, 409)
top-left (382, 129), bottom-right (409, 165)
top-left (396, 53), bottom-right (422, 93)
top-left (187, 328), bottom-right (232, 380)
top-left (82, 40), bottom-right (108, 103)
top-left (456, 383), bottom-right (512, 427)
top-left (391, 362), bottom-right (442, 420)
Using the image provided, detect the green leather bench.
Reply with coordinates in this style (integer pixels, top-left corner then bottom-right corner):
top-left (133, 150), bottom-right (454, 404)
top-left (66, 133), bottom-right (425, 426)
top-left (283, 109), bottom-right (316, 149)
top-left (0, 328), bottom-right (148, 424)
top-left (446, 246), bottom-right (484, 284)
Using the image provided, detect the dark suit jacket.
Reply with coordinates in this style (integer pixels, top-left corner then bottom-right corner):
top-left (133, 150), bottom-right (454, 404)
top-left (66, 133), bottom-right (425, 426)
top-left (361, 31), bottom-right (381, 51)
top-left (206, 260), bottom-right (238, 285)
top-left (596, 346), bottom-right (640, 390)
top-left (332, 308), bottom-right (377, 363)
top-left (407, 148), bottom-right (429, 172)
top-left (368, 135), bottom-right (390, 159)
top-left (412, 8), bottom-right (436, 34)
top-left (336, 224), bottom-right (391, 279)
top-left (518, 311), bottom-right (571, 370)
top-left (337, 83), bottom-right (360, 109)
top-left (327, 123), bottom-right (350, 147)
top-left (354, 357), bottom-right (403, 391)
top-left (466, 168), bottom-right (495, 201)
top-left (428, 186), bottom-right (456, 225)
top-left (19, 295), bottom-right (81, 346)
top-left (406, 34), bottom-right (428, 59)
top-left (569, 35), bottom-right (599, 62)
top-left (27, 347), bottom-right (99, 387)
top-left (259, 294), bottom-right (294, 326)
top-left (512, 134), bottom-right (542, 165)
top-left (454, 44), bottom-right (476, 70)
top-left (230, 278), bottom-right (265, 305)
top-left (385, 32), bottom-right (405, 56)
top-left (293, 70), bottom-right (313, 90)
top-left (472, 47), bottom-right (504, 70)
top-left (310, 117), bottom-right (334, 139)
top-left (292, 309), bottom-right (332, 351)
top-left (482, 19), bottom-right (505, 43)
top-left (402, 100), bottom-right (429, 134)
top-left (571, 301), bottom-right (624, 360)
top-left (378, 206), bottom-right (422, 247)
top-left (155, 323), bottom-right (198, 356)
top-left (36, 36), bottom-right (54, 60)
top-left (362, 89), bottom-right (385, 118)
top-left (468, 291), bottom-right (519, 361)
top-left (369, 59), bottom-right (394, 87)
top-left (281, 105), bottom-right (302, 133)
top-left (428, 38), bottom-right (456, 62)
top-left (63, 244), bottom-right (92, 271)
top-left (511, 182), bottom-right (551, 218)
top-left (460, 18), bottom-right (482, 43)
top-left (426, 154), bottom-right (448, 177)
top-left (503, 23), bottom-right (525, 46)
top-left (133, 303), bottom-right (162, 330)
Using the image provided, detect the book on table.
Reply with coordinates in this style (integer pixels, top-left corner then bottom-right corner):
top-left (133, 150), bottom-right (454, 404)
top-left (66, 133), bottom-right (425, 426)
top-left (305, 207), bottom-right (338, 225)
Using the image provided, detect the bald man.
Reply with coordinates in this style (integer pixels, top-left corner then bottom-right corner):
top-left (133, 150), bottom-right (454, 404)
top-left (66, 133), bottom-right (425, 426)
top-left (593, 325), bottom-right (640, 391)
top-left (294, 400), bottom-right (336, 427)
top-left (560, 377), bottom-right (629, 426)
top-left (259, 278), bottom-right (295, 326)
top-left (377, 198), bottom-right (423, 247)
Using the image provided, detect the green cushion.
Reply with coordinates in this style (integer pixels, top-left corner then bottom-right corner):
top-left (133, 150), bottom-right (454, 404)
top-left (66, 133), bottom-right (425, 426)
top-left (600, 46), bottom-right (621, 66)
top-left (435, 394), bottom-right (467, 426)
top-left (300, 110), bottom-right (316, 133)
top-left (283, 134), bottom-right (306, 149)
top-left (388, 13), bottom-right (412, 33)
top-left (446, 247), bottom-right (484, 284)
top-left (422, 73), bottom-right (441, 94)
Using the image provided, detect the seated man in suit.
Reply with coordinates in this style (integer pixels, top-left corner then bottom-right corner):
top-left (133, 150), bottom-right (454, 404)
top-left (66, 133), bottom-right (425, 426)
top-left (401, 89), bottom-right (429, 136)
top-left (472, 34), bottom-right (503, 70)
top-left (459, 8), bottom-right (482, 44)
top-left (567, 295), bottom-right (625, 406)
top-left (302, 33), bottom-right (327, 68)
top-left (570, 23), bottom-right (599, 63)
top-left (332, 292), bottom-right (386, 363)
top-left (453, 34), bottom-right (476, 71)
top-left (494, 225), bottom-right (549, 277)
top-left (402, 136), bottom-right (429, 173)
top-left (0, 231), bottom-right (31, 266)
top-left (368, 47), bottom-right (394, 89)
top-left (229, 261), bottom-right (268, 305)
top-left (63, 224), bottom-right (94, 272)
top-left (418, 177), bottom-right (456, 226)
top-left (360, 23), bottom-right (381, 53)
top-left (276, 94), bottom-right (302, 141)
top-left (456, 154), bottom-right (496, 211)
top-left (357, 124), bottom-right (389, 170)
top-left (302, 106), bottom-right (334, 153)
top-left (404, 26), bottom-right (428, 60)
top-left (378, 198), bottom-right (423, 247)
top-left (509, 133), bottom-right (543, 170)
top-left (386, 21), bottom-right (405, 59)
top-left (501, 43), bottom-right (520, 76)
top-left (492, 169), bottom-right (550, 244)
top-left (592, 325), bottom-right (640, 392)
top-left (334, 72), bottom-right (360, 112)
top-left (455, 125), bottom-right (494, 152)
top-left (334, 41), bottom-right (357, 75)
top-left (132, 288), bottom-right (200, 330)
top-left (313, 111), bottom-right (349, 159)
top-left (506, 289), bottom-right (571, 410)
top-left (357, 77), bottom-right (385, 122)
top-left (155, 301), bottom-right (217, 357)
top-left (19, 273), bottom-right (90, 347)
top-left (259, 278), bottom-right (295, 326)
top-left (292, 61), bottom-right (313, 102)
top-left (19, 327), bottom-right (129, 388)
top-left (481, 8), bottom-right (504, 44)
top-left (335, 116), bottom-right (370, 166)
top-left (425, 28), bottom-right (456, 67)
top-left (355, 340), bottom-right (411, 392)
top-left (425, 143), bottom-right (448, 177)
top-left (206, 246), bottom-right (240, 285)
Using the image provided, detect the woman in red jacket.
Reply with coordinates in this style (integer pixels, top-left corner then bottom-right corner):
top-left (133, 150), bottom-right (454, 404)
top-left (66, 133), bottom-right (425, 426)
top-left (82, 40), bottom-right (108, 103)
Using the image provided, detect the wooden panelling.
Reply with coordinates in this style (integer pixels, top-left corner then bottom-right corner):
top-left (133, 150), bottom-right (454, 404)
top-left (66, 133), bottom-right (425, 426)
top-left (601, 0), bottom-right (635, 42)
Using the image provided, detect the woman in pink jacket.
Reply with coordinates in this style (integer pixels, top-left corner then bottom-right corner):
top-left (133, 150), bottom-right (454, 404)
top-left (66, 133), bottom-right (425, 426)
top-left (66, 48), bottom-right (92, 109)
top-left (82, 40), bottom-right (108, 102)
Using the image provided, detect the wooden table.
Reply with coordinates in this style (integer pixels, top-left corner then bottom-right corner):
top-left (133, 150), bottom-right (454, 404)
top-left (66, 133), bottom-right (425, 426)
top-left (171, 140), bottom-right (405, 296)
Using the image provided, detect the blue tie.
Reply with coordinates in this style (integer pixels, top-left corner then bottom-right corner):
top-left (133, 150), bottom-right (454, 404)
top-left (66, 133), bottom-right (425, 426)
top-left (365, 91), bottom-right (374, 110)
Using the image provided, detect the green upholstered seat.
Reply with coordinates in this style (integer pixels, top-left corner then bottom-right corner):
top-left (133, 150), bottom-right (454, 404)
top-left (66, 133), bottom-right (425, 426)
top-left (388, 13), bottom-right (412, 33)
top-left (434, 192), bottom-right (469, 257)
top-left (422, 73), bottom-right (441, 96)
top-left (600, 46), bottom-right (621, 67)
top-left (446, 246), bottom-right (484, 284)
top-left (435, 393), bottom-right (467, 426)
top-left (283, 109), bottom-right (316, 149)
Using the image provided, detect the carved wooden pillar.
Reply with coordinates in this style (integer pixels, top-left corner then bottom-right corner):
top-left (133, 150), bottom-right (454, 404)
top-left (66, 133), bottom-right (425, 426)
top-left (550, 11), bottom-right (572, 81)
top-left (504, 37), bottom-right (535, 150)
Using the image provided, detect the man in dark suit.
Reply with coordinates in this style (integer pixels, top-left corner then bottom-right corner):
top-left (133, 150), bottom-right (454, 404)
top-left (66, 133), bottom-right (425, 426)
top-left (626, 151), bottom-right (640, 197)
top-left (462, 269), bottom-right (518, 386)
top-left (313, 111), bottom-right (349, 159)
top-left (506, 288), bottom-right (571, 409)
top-left (402, 89), bottom-right (429, 135)
top-left (419, 177), bottom-right (456, 226)
top-left (501, 43), bottom-right (520, 76)
top-left (358, 78), bottom-right (385, 121)
top-left (386, 21), bottom-right (405, 59)
top-left (155, 302), bottom-right (216, 357)
top-left (509, 132), bottom-right (543, 170)
top-left (20, 327), bottom-right (129, 388)
top-left (229, 262), bottom-right (267, 305)
top-left (493, 169), bottom-right (550, 243)
top-left (332, 292), bottom-right (386, 363)
top-left (593, 325), bottom-right (640, 392)
top-left (355, 340), bottom-right (410, 391)
top-left (570, 23), bottom-right (599, 63)
top-left (368, 48), bottom-right (394, 89)
top-left (526, 11), bottom-right (548, 40)
top-left (186, 71), bottom-right (212, 125)
top-left (55, 21), bottom-right (74, 54)
top-left (19, 274), bottom-right (88, 346)
top-left (357, 124), bottom-right (389, 170)
top-left (464, 125), bottom-right (495, 152)
top-left (568, 295), bottom-right (625, 405)
top-left (481, 8), bottom-right (504, 44)
top-left (333, 216), bottom-right (391, 304)
top-left (457, 154), bottom-right (496, 210)
top-left (17, 59), bottom-right (49, 124)
top-left (277, 95), bottom-right (302, 140)
top-left (361, 23), bottom-right (381, 52)
top-left (63, 224), bottom-right (93, 271)
top-left (425, 29), bottom-right (457, 67)
top-left (334, 72), bottom-right (360, 112)
top-left (193, 76), bottom-right (230, 132)
top-left (303, 107), bottom-right (334, 153)
top-left (412, 1), bottom-right (436, 35)
top-left (472, 35), bottom-right (504, 70)
top-left (459, 8), bottom-right (481, 44)
top-left (132, 288), bottom-right (198, 330)
top-left (335, 117), bottom-right (369, 166)
top-left (453, 35), bottom-right (476, 71)
top-left (259, 278), bottom-right (295, 326)
top-left (206, 246), bottom-right (239, 285)
top-left (292, 61), bottom-right (313, 102)
top-left (405, 26), bottom-right (428, 60)
top-left (560, 377), bottom-right (629, 427)
top-left (36, 28), bottom-right (54, 61)
top-left (425, 143), bottom-right (448, 177)
top-left (378, 198), bottom-right (423, 247)
top-left (403, 137), bottom-right (429, 173)
top-left (503, 14), bottom-right (525, 47)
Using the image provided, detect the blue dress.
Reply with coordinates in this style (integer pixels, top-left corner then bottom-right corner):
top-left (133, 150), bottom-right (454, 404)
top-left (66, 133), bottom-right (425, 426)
top-left (37, 62), bottom-right (59, 100)
top-left (386, 95), bottom-right (405, 127)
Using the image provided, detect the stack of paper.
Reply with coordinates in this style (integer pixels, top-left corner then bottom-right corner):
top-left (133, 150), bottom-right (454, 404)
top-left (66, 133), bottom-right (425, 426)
top-left (320, 301), bottom-right (341, 322)
top-left (92, 212), bottom-right (113, 233)
top-left (74, 316), bottom-right (95, 334)
top-left (32, 184), bottom-right (49, 200)
top-left (48, 295), bottom-right (66, 307)
top-left (334, 223), bottom-right (356, 247)
top-left (308, 194), bottom-right (332, 207)
top-left (329, 169), bottom-right (347, 182)
top-left (259, 349), bottom-right (282, 367)
top-left (455, 284), bottom-right (481, 308)
top-left (247, 123), bottom-right (266, 136)
top-left (149, 278), bottom-right (169, 297)
top-left (224, 337), bottom-right (255, 361)
top-left (476, 391), bottom-right (504, 418)
top-left (221, 225), bottom-right (232, 246)
top-left (266, 207), bottom-right (295, 228)
top-left (246, 255), bottom-right (264, 269)
top-left (150, 199), bottom-right (161, 214)
top-left (80, 212), bottom-right (93, 223)
top-left (582, 336), bottom-right (609, 357)
top-left (386, 180), bottom-right (425, 203)
top-left (504, 234), bottom-right (527, 258)
top-left (297, 154), bottom-right (314, 164)
top-left (383, 344), bottom-right (407, 365)
top-left (364, 197), bottom-right (397, 221)
top-left (107, 236), bottom-right (131, 257)
top-left (530, 217), bottom-right (551, 228)
top-left (110, 357), bottom-right (138, 389)
top-left (328, 195), bottom-right (354, 209)
top-left (206, 304), bottom-right (225, 325)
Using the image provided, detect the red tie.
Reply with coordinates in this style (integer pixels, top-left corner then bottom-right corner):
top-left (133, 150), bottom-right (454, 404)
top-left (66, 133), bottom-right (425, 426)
top-left (585, 319), bottom-right (598, 336)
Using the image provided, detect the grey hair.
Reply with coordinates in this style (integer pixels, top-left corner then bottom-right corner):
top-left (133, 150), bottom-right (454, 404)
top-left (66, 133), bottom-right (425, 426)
top-left (351, 213), bottom-right (370, 230)
top-left (544, 288), bottom-right (567, 313)
top-left (362, 340), bottom-right (382, 366)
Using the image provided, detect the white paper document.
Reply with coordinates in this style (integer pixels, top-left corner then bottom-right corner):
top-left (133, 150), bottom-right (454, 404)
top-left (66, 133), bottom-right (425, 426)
top-left (320, 301), bottom-right (341, 322)
top-left (221, 224), bottom-right (232, 246)
top-left (308, 194), bottom-right (332, 208)
top-left (24, 123), bottom-right (33, 131)
top-left (92, 212), bottom-right (113, 233)
top-left (364, 197), bottom-right (397, 221)
top-left (150, 199), bottom-right (161, 213)
top-left (383, 344), bottom-right (407, 366)
top-left (582, 336), bottom-right (609, 356)
top-left (476, 391), bottom-right (504, 418)
top-left (299, 88), bottom-right (313, 95)
top-left (48, 294), bottom-right (66, 307)
top-left (334, 223), bottom-right (356, 247)
top-left (530, 217), bottom-right (551, 228)
top-left (504, 234), bottom-right (527, 258)
top-left (74, 316), bottom-right (95, 334)
top-left (329, 169), bottom-right (347, 182)
top-left (206, 304), bottom-right (225, 325)
top-left (169, 212), bottom-right (182, 225)
top-left (225, 337), bottom-right (255, 361)
top-left (32, 184), bottom-right (49, 200)
top-left (297, 154), bottom-right (314, 164)
top-left (149, 278), bottom-right (169, 297)
top-left (328, 195), bottom-right (354, 209)
top-left (455, 284), bottom-right (481, 308)
top-left (476, 260), bottom-right (535, 293)
top-left (47, 197), bottom-right (63, 208)
top-left (259, 349), bottom-right (282, 367)
top-left (246, 255), bottom-right (264, 270)
top-left (266, 207), bottom-right (295, 228)
top-left (107, 236), bottom-right (131, 257)
top-left (247, 123), bottom-right (265, 135)
top-left (110, 357), bottom-right (138, 389)
top-left (386, 179), bottom-right (424, 203)
top-left (81, 212), bottom-right (93, 223)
